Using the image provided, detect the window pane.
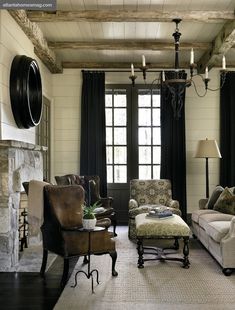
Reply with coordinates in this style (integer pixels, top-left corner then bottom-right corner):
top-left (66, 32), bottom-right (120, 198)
top-left (114, 127), bottom-right (126, 145)
top-left (106, 127), bottom-right (112, 145)
top-left (139, 128), bottom-right (151, 145)
top-left (106, 108), bottom-right (112, 126)
top-left (138, 92), bottom-right (151, 107)
top-left (153, 165), bottom-right (160, 179)
top-left (152, 94), bottom-right (160, 107)
top-left (114, 108), bottom-right (126, 126)
top-left (106, 147), bottom-right (113, 164)
top-left (138, 108), bottom-right (151, 126)
top-left (139, 146), bottom-right (151, 164)
top-left (153, 109), bottom-right (160, 126)
top-left (153, 146), bottom-right (161, 164)
top-left (105, 94), bottom-right (112, 107)
top-left (114, 165), bottom-right (127, 183)
top-left (139, 165), bottom-right (151, 179)
top-left (153, 127), bottom-right (161, 145)
top-left (114, 93), bottom-right (126, 107)
top-left (107, 165), bottom-right (113, 183)
top-left (114, 146), bottom-right (126, 164)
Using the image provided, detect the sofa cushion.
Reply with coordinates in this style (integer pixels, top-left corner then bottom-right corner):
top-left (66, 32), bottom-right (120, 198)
top-left (191, 209), bottom-right (219, 224)
top-left (198, 213), bottom-right (234, 230)
top-left (205, 221), bottom-right (230, 242)
top-left (214, 187), bottom-right (235, 215)
top-left (205, 185), bottom-right (224, 209)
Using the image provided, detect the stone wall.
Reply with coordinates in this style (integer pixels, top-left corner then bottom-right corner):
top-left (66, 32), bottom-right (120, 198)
top-left (0, 140), bottom-right (44, 271)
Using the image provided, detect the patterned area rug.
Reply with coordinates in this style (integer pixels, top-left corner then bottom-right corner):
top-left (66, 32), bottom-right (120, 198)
top-left (54, 226), bottom-right (235, 310)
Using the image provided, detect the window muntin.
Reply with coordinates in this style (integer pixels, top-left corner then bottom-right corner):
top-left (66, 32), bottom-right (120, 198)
top-left (106, 89), bottom-right (127, 183)
top-left (106, 87), bottom-right (161, 183)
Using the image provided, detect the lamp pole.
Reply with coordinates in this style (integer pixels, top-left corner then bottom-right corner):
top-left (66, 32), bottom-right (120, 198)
top-left (205, 157), bottom-right (209, 198)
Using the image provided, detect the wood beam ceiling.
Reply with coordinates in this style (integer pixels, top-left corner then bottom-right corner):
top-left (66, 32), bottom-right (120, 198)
top-left (9, 10), bottom-right (62, 73)
top-left (62, 62), bottom-right (191, 69)
top-left (27, 10), bottom-right (234, 23)
top-left (48, 40), bottom-right (210, 51)
top-left (197, 20), bottom-right (235, 73)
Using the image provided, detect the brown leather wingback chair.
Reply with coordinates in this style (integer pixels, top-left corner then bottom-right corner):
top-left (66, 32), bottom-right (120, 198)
top-left (55, 174), bottom-right (117, 236)
top-left (41, 184), bottom-right (118, 287)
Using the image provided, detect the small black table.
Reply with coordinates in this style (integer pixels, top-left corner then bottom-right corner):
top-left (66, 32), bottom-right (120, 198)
top-left (71, 226), bottom-right (105, 293)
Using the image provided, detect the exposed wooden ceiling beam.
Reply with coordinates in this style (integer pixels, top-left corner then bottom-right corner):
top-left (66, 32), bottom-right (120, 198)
top-left (27, 10), bottom-right (235, 23)
top-left (49, 40), bottom-right (210, 51)
top-left (9, 10), bottom-right (62, 73)
top-left (62, 61), bottom-right (235, 69)
top-left (62, 62), bottom-right (190, 69)
top-left (197, 20), bottom-right (235, 73)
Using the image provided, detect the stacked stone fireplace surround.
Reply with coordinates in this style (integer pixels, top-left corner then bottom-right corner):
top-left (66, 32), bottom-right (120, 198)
top-left (0, 140), bottom-right (45, 271)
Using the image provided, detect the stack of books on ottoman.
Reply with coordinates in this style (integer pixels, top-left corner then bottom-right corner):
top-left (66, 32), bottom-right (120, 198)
top-left (146, 206), bottom-right (173, 219)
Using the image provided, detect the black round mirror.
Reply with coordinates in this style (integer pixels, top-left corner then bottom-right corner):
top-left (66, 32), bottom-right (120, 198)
top-left (10, 55), bottom-right (42, 129)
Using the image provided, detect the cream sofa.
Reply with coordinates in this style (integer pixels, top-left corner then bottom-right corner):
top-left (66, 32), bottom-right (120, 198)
top-left (192, 195), bottom-right (235, 276)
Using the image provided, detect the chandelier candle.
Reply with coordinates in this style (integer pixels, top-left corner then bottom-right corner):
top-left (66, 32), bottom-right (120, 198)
top-left (190, 48), bottom-right (194, 65)
top-left (142, 55), bottom-right (146, 67)
top-left (131, 63), bottom-right (134, 76)
top-left (222, 55), bottom-right (226, 70)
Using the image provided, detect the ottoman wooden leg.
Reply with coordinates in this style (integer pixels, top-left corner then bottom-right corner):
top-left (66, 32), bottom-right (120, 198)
top-left (182, 236), bottom-right (190, 268)
top-left (174, 237), bottom-right (179, 250)
top-left (137, 238), bottom-right (144, 268)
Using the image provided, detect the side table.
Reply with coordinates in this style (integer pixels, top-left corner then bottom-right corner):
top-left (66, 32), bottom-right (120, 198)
top-left (71, 226), bottom-right (105, 293)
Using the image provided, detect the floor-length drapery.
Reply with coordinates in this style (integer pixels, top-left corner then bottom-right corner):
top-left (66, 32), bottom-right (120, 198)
top-left (160, 71), bottom-right (187, 221)
top-left (80, 71), bottom-right (107, 196)
top-left (220, 71), bottom-right (235, 187)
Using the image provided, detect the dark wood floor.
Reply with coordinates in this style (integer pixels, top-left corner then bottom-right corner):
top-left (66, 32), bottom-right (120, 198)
top-left (0, 256), bottom-right (78, 310)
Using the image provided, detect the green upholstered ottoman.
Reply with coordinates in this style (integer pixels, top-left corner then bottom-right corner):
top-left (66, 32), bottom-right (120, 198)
top-left (135, 213), bottom-right (190, 268)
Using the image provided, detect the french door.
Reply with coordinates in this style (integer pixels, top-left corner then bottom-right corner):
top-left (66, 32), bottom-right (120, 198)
top-left (105, 84), bottom-right (160, 224)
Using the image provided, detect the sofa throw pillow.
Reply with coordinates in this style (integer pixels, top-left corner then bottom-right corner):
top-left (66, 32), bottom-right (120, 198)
top-left (213, 187), bottom-right (235, 215)
top-left (205, 185), bottom-right (224, 209)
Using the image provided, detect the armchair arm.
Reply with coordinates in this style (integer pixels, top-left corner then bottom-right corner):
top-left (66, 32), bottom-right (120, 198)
top-left (129, 205), bottom-right (152, 218)
top-left (98, 197), bottom-right (113, 209)
top-left (166, 199), bottom-right (180, 210)
top-left (199, 198), bottom-right (208, 210)
top-left (129, 199), bottom-right (138, 210)
top-left (226, 217), bottom-right (235, 238)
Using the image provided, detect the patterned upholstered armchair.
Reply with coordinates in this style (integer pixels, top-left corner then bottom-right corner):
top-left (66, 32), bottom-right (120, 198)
top-left (128, 179), bottom-right (181, 240)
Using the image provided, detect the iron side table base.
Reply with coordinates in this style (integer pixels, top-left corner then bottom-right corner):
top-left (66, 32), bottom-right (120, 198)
top-left (71, 268), bottom-right (99, 293)
top-left (71, 227), bottom-right (105, 293)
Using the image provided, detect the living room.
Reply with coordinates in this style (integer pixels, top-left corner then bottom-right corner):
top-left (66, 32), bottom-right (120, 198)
top-left (0, 1), bottom-right (235, 309)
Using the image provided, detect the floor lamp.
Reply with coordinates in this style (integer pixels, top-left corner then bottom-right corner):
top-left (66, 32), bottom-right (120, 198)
top-left (195, 138), bottom-right (222, 198)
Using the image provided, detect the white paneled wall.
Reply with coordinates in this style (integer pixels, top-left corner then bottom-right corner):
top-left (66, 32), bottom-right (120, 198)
top-left (185, 68), bottom-right (221, 212)
top-left (0, 11), bottom-right (52, 143)
top-left (52, 69), bottom-right (82, 180)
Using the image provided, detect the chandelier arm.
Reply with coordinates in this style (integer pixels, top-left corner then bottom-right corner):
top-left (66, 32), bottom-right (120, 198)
top-left (150, 75), bottom-right (161, 88)
top-left (207, 71), bottom-right (227, 91)
top-left (190, 79), bottom-right (207, 98)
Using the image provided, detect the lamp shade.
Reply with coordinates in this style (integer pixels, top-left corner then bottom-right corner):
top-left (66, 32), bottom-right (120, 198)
top-left (195, 139), bottom-right (222, 158)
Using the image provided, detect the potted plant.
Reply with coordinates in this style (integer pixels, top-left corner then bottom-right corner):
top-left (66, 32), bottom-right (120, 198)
top-left (82, 201), bottom-right (101, 230)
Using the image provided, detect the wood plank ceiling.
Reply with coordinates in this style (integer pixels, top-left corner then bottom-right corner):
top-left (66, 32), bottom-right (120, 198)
top-left (9, 0), bottom-right (235, 73)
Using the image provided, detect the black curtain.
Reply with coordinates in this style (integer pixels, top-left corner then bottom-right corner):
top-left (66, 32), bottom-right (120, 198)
top-left (220, 71), bottom-right (235, 187)
top-left (80, 71), bottom-right (107, 196)
top-left (160, 71), bottom-right (187, 221)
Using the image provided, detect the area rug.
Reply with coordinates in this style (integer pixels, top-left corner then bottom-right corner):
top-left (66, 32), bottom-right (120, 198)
top-left (54, 226), bottom-right (235, 310)
top-left (16, 244), bottom-right (57, 272)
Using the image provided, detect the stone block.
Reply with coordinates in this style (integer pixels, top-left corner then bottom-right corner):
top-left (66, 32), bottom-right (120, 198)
top-left (1, 172), bottom-right (9, 195)
top-left (0, 208), bottom-right (10, 233)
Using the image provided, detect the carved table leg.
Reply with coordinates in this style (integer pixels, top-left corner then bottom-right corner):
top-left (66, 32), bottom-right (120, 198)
top-left (137, 238), bottom-right (144, 268)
